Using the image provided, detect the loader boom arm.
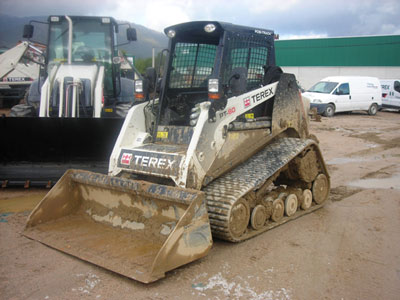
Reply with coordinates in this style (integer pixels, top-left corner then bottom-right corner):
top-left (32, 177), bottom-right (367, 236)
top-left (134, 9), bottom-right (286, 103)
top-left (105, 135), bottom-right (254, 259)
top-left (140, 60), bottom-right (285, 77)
top-left (0, 42), bottom-right (30, 79)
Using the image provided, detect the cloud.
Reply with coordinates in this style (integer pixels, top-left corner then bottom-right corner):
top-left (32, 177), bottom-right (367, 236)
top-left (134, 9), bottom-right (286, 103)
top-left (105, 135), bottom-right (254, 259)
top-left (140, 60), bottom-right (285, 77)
top-left (1, 0), bottom-right (399, 38)
top-left (0, 0), bottom-right (114, 17)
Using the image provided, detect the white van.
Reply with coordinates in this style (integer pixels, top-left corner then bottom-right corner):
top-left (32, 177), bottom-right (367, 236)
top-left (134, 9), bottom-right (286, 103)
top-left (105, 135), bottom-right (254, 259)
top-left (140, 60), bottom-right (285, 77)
top-left (303, 76), bottom-right (382, 117)
top-left (380, 79), bottom-right (400, 111)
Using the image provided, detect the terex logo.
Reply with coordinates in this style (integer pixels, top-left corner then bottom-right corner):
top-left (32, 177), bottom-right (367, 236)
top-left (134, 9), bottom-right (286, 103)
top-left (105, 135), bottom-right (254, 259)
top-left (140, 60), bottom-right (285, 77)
top-left (121, 153), bottom-right (132, 165)
top-left (118, 150), bottom-right (180, 172)
top-left (133, 155), bottom-right (176, 170)
top-left (243, 97), bottom-right (251, 108)
top-left (251, 87), bottom-right (274, 104)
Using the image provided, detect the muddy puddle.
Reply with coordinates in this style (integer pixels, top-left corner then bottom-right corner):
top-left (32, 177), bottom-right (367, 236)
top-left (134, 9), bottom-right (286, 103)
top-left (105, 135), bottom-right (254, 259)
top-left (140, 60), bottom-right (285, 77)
top-left (0, 192), bottom-right (46, 213)
top-left (348, 174), bottom-right (400, 190)
top-left (327, 156), bottom-right (382, 165)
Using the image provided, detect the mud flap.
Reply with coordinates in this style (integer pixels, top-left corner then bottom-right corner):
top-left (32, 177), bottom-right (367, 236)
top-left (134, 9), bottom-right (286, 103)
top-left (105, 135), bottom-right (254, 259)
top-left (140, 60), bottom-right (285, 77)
top-left (23, 170), bottom-right (212, 283)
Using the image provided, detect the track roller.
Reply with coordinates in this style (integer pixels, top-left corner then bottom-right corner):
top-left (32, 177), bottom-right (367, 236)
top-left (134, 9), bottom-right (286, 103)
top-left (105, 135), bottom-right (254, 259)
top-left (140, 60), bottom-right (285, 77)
top-left (250, 204), bottom-right (267, 230)
top-left (284, 194), bottom-right (298, 216)
top-left (301, 189), bottom-right (312, 210)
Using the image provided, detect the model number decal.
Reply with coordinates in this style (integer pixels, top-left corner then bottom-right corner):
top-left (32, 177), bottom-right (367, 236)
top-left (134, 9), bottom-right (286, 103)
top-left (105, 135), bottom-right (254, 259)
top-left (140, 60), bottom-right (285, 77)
top-left (219, 106), bottom-right (236, 118)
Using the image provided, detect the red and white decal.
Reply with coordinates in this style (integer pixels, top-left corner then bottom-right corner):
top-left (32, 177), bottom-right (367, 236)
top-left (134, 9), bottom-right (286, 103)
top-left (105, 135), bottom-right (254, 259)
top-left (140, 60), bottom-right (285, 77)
top-left (243, 97), bottom-right (251, 108)
top-left (121, 153), bottom-right (133, 165)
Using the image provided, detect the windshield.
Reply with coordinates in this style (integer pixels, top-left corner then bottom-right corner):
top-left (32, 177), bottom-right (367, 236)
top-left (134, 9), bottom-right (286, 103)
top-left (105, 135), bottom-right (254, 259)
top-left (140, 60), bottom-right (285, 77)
top-left (47, 18), bottom-right (116, 96)
top-left (169, 42), bottom-right (217, 89)
top-left (48, 19), bottom-right (112, 64)
top-left (308, 81), bottom-right (338, 94)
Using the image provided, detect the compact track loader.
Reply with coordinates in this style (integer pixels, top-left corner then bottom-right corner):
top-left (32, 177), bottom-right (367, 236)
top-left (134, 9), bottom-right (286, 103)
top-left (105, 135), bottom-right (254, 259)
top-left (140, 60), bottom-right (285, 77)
top-left (24, 21), bottom-right (330, 283)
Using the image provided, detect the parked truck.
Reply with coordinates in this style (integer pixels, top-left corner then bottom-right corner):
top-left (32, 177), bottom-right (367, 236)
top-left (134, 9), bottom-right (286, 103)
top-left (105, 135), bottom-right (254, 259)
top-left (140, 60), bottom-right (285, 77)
top-left (304, 76), bottom-right (382, 117)
top-left (380, 79), bottom-right (400, 111)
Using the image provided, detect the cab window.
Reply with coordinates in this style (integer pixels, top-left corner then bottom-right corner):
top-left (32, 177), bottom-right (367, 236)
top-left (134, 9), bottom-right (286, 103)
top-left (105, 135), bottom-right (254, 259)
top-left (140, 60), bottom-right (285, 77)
top-left (335, 83), bottom-right (349, 95)
top-left (394, 81), bottom-right (400, 93)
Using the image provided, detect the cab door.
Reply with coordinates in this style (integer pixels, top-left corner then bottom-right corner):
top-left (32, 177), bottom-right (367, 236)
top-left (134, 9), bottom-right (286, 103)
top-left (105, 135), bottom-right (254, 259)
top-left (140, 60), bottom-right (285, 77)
top-left (391, 80), bottom-right (400, 108)
top-left (332, 83), bottom-right (351, 112)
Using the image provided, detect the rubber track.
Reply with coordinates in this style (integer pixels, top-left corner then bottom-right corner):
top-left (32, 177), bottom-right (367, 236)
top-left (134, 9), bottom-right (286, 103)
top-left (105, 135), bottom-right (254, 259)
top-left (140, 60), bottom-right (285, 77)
top-left (203, 137), bottom-right (326, 242)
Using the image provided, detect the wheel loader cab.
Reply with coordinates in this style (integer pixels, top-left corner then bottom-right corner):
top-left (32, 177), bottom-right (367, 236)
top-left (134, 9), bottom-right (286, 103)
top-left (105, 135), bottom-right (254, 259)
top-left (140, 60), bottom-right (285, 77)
top-left (158, 22), bottom-right (276, 127)
top-left (46, 16), bottom-right (120, 116)
top-left (23, 15), bottom-right (137, 118)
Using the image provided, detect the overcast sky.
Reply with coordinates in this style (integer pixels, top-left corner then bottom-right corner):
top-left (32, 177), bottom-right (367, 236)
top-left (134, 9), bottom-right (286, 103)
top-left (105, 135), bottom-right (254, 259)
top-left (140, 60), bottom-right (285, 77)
top-left (1, 0), bottom-right (400, 39)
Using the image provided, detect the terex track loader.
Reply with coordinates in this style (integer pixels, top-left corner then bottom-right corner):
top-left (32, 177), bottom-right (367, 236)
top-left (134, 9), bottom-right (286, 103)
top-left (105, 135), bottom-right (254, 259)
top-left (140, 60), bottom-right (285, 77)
top-left (0, 41), bottom-right (43, 108)
top-left (0, 16), bottom-right (139, 187)
top-left (23, 21), bottom-right (330, 283)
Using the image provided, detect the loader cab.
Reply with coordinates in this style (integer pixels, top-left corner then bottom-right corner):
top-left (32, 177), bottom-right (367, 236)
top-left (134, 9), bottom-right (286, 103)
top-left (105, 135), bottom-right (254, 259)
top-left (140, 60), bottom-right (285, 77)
top-left (23, 15), bottom-right (137, 117)
top-left (156, 21), bottom-right (276, 126)
top-left (45, 16), bottom-right (129, 106)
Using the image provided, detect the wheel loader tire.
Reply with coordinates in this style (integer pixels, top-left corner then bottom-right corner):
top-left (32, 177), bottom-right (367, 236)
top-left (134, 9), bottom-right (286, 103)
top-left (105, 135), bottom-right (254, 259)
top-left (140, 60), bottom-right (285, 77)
top-left (9, 104), bottom-right (36, 117)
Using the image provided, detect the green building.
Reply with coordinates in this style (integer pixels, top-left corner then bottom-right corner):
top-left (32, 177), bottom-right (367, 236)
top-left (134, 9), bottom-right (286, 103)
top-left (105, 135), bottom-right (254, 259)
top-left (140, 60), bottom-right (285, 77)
top-left (275, 35), bottom-right (400, 88)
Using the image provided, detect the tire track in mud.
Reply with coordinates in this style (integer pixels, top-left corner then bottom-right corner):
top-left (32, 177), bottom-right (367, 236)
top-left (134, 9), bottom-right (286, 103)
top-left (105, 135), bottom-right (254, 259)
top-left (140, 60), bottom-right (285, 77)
top-left (329, 186), bottom-right (363, 202)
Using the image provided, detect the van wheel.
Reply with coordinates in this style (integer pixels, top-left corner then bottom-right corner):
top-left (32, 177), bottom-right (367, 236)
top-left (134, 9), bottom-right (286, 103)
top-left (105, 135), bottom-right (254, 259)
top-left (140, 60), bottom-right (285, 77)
top-left (324, 104), bottom-right (335, 117)
top-left (368, 103), bottom-right (378, 116)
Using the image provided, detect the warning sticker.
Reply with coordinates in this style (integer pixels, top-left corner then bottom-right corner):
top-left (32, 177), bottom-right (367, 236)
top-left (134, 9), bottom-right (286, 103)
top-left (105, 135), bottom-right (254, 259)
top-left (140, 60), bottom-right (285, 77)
top-left (157, 131), bottom-right (168, 139)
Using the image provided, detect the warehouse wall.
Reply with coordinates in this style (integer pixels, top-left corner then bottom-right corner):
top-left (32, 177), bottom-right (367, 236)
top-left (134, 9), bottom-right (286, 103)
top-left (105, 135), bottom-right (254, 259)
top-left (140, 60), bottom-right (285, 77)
top-left (275, 35), bottom-right (400, 90)
top-left (282, 66), bottom-right (400, 90)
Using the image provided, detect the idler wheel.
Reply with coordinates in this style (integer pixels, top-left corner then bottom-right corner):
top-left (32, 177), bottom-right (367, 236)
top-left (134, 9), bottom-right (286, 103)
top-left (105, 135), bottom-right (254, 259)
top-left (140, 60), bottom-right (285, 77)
top-left (312, 173), bottom-right (330, 204)
top-left (228, 198), bottom-right (250, 239)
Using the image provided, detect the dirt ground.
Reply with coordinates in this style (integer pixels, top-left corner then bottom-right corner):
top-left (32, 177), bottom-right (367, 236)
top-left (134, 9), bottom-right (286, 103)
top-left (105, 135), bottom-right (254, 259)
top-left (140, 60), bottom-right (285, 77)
top-left (1, 110), bottom-right (400, 300)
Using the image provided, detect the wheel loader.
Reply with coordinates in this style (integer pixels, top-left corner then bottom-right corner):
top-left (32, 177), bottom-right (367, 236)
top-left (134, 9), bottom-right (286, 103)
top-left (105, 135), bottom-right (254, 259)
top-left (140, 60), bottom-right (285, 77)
top-left (23, 21), bottom-right (330, 283)
top-left (0, 15), bottom-right (139, 187)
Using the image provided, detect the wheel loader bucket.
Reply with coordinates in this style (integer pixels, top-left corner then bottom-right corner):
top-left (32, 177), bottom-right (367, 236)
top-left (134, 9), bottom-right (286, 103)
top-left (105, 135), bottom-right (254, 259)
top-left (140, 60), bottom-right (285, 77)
top-left (23, 170), bottom-right (212, 283)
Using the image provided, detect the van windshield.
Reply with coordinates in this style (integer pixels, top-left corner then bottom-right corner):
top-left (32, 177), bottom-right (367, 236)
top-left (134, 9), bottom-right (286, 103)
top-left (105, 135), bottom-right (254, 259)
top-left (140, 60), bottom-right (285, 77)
top-left (308, 81), bottom-right (338, 94)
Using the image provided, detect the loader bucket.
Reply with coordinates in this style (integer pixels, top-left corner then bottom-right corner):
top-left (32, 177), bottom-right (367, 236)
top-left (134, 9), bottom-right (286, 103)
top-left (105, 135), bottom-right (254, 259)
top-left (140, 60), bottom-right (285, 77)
top-left (23, 170), bottom-right (212, 283)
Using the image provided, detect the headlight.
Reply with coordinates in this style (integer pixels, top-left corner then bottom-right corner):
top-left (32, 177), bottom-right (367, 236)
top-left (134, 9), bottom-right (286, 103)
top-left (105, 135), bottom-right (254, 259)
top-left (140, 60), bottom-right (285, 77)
top-left (135, 80), bottom-right (143, 93)
top-left (208, 79), bottom-right (219, 93)
top-left (167, 30), bottom-right (176, 38)
top-left (204, 24), bottom-right (216, 33)
top-left (313, 99), bottom-right (322, 103)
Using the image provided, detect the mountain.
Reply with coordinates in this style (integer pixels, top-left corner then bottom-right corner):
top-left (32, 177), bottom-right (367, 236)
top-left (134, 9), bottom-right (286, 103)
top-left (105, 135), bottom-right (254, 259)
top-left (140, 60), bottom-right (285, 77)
top-left (0, 14), bottom-right (168, 59)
